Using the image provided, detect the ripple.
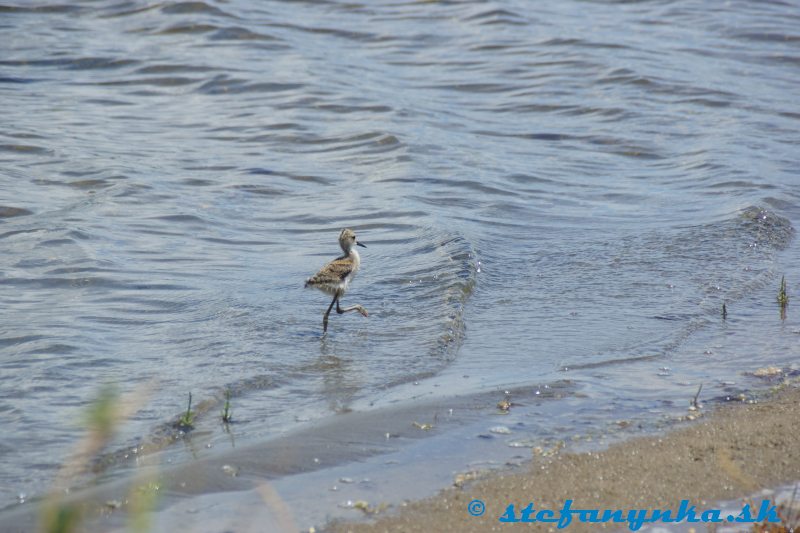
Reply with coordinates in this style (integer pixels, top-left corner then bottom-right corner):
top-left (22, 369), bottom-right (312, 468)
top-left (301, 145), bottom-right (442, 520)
top-left (155, 23), bottom-right (218, 35)
top-left (426, 82), bottom-right (516, 94)
top-left (160, 1), bottom-right (235, 18)
top-left (0, 335), bottom-right (46, 349)
top-left (473, 130), bottom-right (572, 141)
top-left (0, 57), bottom-right (138, 70)
top-left (67, 178), bottom-right (116, 189)
top-left (246, 169), bottom-right (331, 185)
top-left (0, 144), bottom-right (50, 155)
top-left (463, 8), bottom-right (527, 26)
top-left (276, 22), bottom-right (383, 43)
top-left (228, 183), bottom-right (288, 197)
top-left (0, 76), bottom-right (39, 84)
top-left (149, 214), bottom-right (208, 224)
top-left (265, 131), bottom-right (402, 155)
top-left (0, 206), bottom-right (32, 218)
top-left (210, 26), bottom-right (282, 42)
top-left (196, 75), bottom-right (303, 95)
top-left (0, 4), bottom-right (84, 14)
top-left (93, 76), bottom-right (198, 87)
top-left (134, 63), bottom-right (220, 75)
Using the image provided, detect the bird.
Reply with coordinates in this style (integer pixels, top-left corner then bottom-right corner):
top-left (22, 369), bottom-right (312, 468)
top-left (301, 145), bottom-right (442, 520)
top-left (305, 228), bottom-right (368, 332)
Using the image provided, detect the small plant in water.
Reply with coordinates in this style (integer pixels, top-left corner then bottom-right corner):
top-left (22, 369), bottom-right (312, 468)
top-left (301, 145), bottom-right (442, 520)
top-left (722, 302), bottom-right (727, 320)
top-left (777, 275), bottom-right (789, 305)
top-left (178, 392), bottom-right (194, 429)
top-left (689, 383), bottom-right (703, 411)
top-left (221, 389), bottom-right (233, 423)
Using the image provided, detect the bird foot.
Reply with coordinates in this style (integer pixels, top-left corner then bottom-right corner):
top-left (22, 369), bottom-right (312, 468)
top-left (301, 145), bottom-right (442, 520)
top-left (358, 307), bottom-right (368, 317)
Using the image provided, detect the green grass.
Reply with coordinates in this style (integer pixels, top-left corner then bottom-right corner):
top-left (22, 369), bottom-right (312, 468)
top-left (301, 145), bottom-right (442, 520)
top-left (221, 389), bottom-right (233, 424)
top-left (778, 275), bottom-right (789, 306)
top-left (177, 392), bottom-right (194, 430)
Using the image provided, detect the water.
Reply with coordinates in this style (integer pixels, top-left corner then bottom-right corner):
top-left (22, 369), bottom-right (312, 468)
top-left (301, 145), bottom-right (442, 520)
top-left (1, 0), bottom-right (799, 524)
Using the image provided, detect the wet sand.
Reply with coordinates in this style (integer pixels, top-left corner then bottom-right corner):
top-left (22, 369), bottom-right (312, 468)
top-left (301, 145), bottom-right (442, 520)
top-left (330, 385), bottom-right (800, 532)
top-left (2, 381), bottom-right (797, 532)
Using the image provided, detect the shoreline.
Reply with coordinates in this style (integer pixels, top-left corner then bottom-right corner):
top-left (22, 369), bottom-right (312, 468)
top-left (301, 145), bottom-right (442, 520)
top-left (2, 378), bottom-right (797, 532)
top-left (329, 384), bottom-right (800, 532)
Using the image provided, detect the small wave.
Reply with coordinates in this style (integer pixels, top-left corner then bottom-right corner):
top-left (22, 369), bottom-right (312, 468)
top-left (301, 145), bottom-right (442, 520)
top-left (155, 23), bottom-right (218, 35)
top-left (0, 4), bottom-right (83, 14)
top-left (738, 205), bottom-right (794, 251)
top-left (426, 82), bottom-right (516, 94)
top-left (0, 76), bottom-right (39, 84)
top-left (134, 64), bottom-right (219, 75)
top-left (0, 335), bottom-right (46, 349)
top-left (0, 144), bottom-right (50, 156)
top-left (463, 8), bottom-right (527, 26)
top-left (559, 206), bottom-right (794, 372)
top-left (160, 1), bottom-right (235, 18)
top-left (274, 22), bottom-right (383, 43)
top-left (0, 57), bottom-right (138, 71)
top-left (0, 206), bottom-right (33, 218)
top-left (257, 131), bottom-right (403, 156)
top-left (228, 183), bottom-right (288, 197)
top-left (196, 75), bottom-right (303, 95)
top-left (246, 169), bottom-right (332, 186)
top-left (473, 130), bottom-right (572, 141)
top-left (210, 26), bottom-right (281, 42)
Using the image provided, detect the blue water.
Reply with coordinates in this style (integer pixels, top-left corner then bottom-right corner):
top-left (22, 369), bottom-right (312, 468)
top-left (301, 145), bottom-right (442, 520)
top-left (1, 0), bottom-right (799, 525)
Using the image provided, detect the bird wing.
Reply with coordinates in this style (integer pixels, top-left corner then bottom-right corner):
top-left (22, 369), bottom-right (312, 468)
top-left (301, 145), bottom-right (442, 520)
top-left (305, 257), bottom-right (353, 287)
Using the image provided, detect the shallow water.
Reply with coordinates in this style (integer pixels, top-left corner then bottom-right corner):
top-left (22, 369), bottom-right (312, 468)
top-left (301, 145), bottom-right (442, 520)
top-left (1, 0), bottom-right (799, 521)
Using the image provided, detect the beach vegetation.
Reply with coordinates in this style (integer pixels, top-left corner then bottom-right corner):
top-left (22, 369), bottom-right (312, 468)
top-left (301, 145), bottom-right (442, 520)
top-left (221, 389), bottom-right (233, 424)
top-left (177, 392), bottom-right (195, 430)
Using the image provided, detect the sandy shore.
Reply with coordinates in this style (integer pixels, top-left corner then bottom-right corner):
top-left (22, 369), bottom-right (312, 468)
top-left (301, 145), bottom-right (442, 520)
top-left (329, 384), bottom-right (800, 532)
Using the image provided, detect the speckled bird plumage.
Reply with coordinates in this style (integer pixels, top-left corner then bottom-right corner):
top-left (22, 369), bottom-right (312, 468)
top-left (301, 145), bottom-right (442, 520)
top-left (305, 228), bottom-right (361, 294)
top-left (305, 228), bottom-right (368, 332)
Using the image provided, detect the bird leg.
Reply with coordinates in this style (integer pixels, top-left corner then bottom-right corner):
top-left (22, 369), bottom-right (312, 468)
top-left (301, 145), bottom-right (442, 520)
top-left (336, 299), bottom-right (368, 317)
top-left (323, 292), bottom-right (339, 332)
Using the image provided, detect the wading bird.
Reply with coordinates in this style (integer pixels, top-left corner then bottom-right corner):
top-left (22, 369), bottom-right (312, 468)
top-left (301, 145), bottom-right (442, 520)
top-left (305, 228), bottom-right (368, 332)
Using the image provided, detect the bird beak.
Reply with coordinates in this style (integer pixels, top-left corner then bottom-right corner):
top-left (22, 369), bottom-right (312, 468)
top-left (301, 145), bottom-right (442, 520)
top-left (357, 241), bottom-right (367, 248)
